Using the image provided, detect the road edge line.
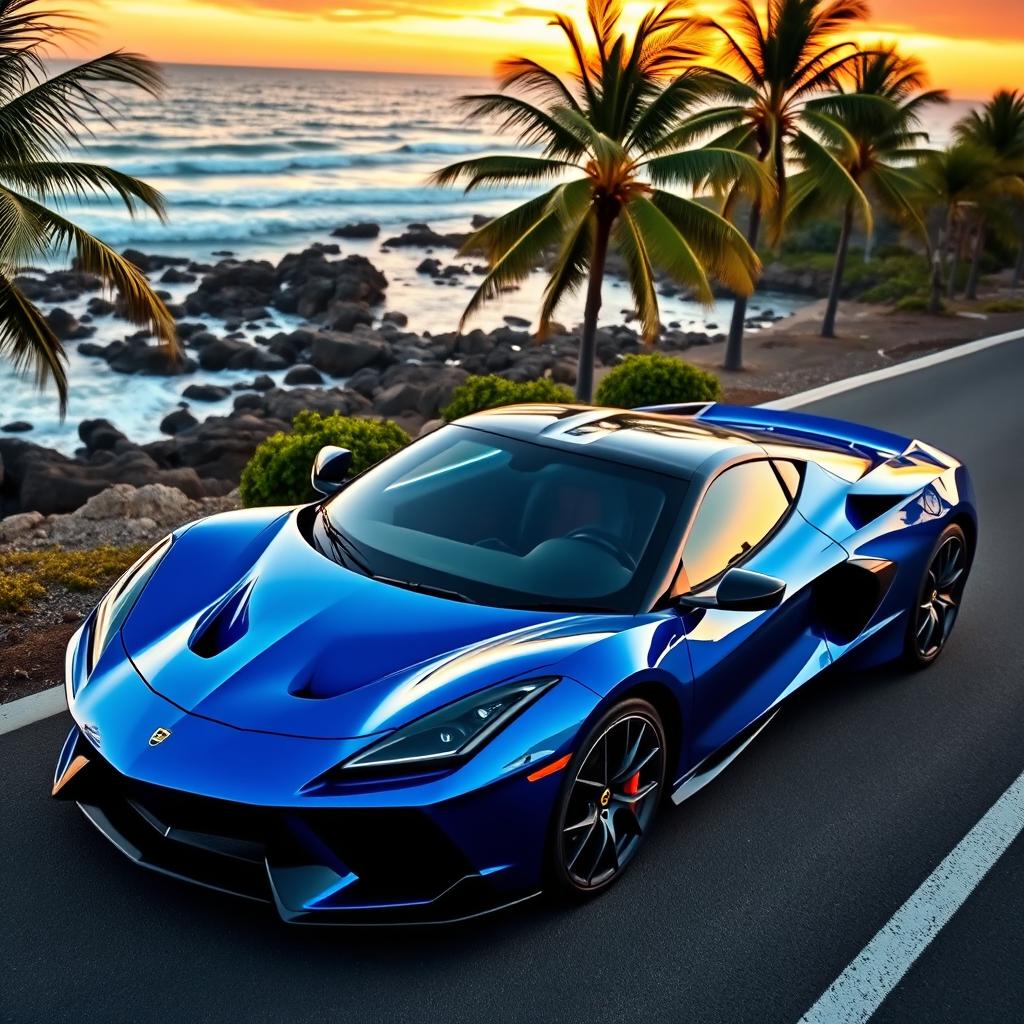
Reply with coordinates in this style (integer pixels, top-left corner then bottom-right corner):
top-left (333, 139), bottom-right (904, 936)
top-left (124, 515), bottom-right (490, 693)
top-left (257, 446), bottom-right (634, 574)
top-left (797, 770), bottom-right (1024, 1024)
top-left (762, 327), bottom-right (1024, 410)
top-left (2, 326), bottom-right (1023, 734)
top-left (0, 684), bottom-right (65, 735)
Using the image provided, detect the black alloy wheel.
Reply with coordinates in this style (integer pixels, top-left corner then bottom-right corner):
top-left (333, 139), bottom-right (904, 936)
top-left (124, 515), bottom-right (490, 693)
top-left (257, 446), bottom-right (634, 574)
top-left (906, 523), bottom-right (969, 667)
top-left (551, 699), bottom-right (666, 896)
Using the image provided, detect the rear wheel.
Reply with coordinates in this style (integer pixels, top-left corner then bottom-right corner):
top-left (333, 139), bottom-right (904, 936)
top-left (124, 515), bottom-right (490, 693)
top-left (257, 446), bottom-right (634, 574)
top-left (903, 523), bottom-right (969, 668)
top-left (549, 698), bottom-right (666, 898)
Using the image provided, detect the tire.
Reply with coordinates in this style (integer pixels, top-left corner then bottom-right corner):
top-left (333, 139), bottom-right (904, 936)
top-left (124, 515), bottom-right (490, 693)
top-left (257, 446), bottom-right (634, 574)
top-left (547, 697), bottom-right (667, 899)
top-left (903, 522), bottom-right (970, 669)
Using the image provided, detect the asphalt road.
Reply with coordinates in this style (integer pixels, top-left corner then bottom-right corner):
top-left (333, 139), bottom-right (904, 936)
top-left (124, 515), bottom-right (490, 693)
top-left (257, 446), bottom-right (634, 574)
top-left (3, 338), bottom-right (1023, 1024)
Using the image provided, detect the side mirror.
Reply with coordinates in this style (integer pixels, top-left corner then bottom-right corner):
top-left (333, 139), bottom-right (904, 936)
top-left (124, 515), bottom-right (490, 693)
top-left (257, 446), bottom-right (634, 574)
top-left (677, 567), bottom-right (786, 612)
top-left (311, 445), bottom-right (353, 496)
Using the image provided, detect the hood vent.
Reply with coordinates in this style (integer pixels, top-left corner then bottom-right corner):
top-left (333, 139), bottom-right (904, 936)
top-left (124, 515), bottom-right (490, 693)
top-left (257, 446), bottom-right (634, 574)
top-left (189, 577), bottom-right (256, 659)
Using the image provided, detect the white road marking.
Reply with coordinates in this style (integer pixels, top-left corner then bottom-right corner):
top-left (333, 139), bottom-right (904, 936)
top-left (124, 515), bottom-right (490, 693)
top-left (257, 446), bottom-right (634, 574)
top-left (798, 770), bottom-right (1024, 1024)
top-left (0, 684), bottom-right (66, 735)
top-left (763, 328), bottom-right (1024, 411)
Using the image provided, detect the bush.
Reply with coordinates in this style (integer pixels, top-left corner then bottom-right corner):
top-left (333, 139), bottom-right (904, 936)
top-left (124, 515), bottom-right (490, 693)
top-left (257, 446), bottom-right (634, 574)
top-left (595, 353), bottom-right (722, 409)
top-left (980, 298), bottom-right (1024, 313)
top-left (0, 544), bottom-right (149, 613)
top-left (441, 375), bottom-right (575, 422)
top-left (239, 411), bottom-right (410, 507)
top-left (894, 293), bottom-right (936, 313)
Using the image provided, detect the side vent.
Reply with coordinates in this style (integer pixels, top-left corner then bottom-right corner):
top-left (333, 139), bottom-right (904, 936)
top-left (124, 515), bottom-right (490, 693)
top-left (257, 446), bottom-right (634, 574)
top-left (189, 578), bottom-right (255, 658)
top-left (846, 492), bottom-right (904, 529)
top-left (813, 558), bottom-right (897, 645)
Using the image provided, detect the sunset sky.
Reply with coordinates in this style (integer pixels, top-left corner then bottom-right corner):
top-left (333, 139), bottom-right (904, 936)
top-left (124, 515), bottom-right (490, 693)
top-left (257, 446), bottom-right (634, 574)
top-left (63, 0), bottom-right (1023, 98)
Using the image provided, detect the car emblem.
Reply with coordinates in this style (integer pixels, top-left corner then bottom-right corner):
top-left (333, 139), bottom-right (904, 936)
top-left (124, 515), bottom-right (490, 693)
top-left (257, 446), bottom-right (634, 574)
top-left (600, 788), bottom-right (611, 808)
top-left (149, 727), bottom-right (172, 747)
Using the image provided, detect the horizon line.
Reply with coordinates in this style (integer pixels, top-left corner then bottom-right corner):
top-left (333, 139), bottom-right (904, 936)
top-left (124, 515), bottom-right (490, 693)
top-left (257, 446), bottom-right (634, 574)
top-left (48, 55), bottom-right (990, 102)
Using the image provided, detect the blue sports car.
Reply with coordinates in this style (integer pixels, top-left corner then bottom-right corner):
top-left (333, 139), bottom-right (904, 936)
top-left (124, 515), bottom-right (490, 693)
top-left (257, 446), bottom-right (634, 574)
top-left (53, 402), bottom-right (976, 923)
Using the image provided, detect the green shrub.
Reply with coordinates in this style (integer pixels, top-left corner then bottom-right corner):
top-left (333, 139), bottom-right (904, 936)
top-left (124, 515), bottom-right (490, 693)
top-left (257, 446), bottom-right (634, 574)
top-left (894, 293), bottom-right (938, 313)
top-left (239, 411), bottom-right (410, 507)
top-left (980, 298), bottom-right (1024, 313)
top-left (0, 544), bottom-right (149, 613)
top-left (441, 375), bottom-right (575, 422)
top-left (595, 352), bottom-right (722, 409)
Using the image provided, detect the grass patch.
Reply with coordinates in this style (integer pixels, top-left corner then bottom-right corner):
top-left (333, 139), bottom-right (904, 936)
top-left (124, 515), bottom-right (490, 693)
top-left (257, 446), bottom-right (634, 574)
top-left (0, 544), bottom-right (149, 613)
top-left (979, 298), bottom-right (1024, 313)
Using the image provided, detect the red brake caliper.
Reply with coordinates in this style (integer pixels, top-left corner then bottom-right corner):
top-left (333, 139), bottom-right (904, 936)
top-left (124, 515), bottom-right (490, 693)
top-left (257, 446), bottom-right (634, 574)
top-left (623, 771), bottom-right (640, 796)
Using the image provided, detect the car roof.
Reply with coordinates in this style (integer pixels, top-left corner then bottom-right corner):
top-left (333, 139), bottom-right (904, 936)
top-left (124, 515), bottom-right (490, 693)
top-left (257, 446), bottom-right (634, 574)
top-left (455, 405), bottom-right (765, 481)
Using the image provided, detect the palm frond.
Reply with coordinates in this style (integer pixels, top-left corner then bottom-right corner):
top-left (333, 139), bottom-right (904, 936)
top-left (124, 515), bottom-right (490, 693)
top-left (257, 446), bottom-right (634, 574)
top-left (496, 57), bottom-right (582, 113)
top-left (429, 154), bottom-right (574, 192)
top-left (0, 268), bottom-right (67, 413)
top-left (790, 128), bottom-right (872, 232)
top-left (624, 193), bottom-right (713, 304)
top-left (454, 93), bottom-right (586, 158)
top-left (0, 51), bottom-right (164, 163)
top-left (650, 189), bottom-right (760, 295)
top-left (643, 146), bottom-right (774, 204)
top-left (0, 160), bottom-right (166, 218)
top-left (538, 209), bottom-right (593, 336)
top-left (7, 187), bottom-right (177, 349)
top-left (458, 179), bottom-right (592, 329)
top-left (611, 205), bottom-right (662, 342)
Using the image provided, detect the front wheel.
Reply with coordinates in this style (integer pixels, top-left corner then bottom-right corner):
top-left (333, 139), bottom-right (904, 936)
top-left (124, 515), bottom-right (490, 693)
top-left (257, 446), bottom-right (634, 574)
top-left (548, 698), bottom-right (666, 898)
top-left (903, 523), bottom-right (970, 668)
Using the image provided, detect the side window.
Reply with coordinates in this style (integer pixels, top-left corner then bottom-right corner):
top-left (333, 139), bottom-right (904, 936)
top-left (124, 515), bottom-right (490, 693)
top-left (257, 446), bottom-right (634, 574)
top-left (681, 461), bottom-right (792, 591)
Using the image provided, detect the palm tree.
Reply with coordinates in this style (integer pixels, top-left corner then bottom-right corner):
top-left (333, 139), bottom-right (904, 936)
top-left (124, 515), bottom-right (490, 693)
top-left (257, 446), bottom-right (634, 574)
top-left (0, 1), bottom-right (177, 415)
top-left (954, 89), bottom-right (1024, 299)
top-left (919, 143), bottom-right (998, 313)
top-left (430, 0), bottom-right (767, 402)
top-left (672, 0), bottom-right (871, 369)
top-left (789, 47), bottom-right (947, 336)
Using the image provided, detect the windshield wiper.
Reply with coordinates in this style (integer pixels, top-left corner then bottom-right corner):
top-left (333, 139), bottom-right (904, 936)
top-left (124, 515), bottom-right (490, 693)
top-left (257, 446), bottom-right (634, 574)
top-left (317, 504), bottom-right (374, 577)
top-left (374, 576), bottom-right (476, 604)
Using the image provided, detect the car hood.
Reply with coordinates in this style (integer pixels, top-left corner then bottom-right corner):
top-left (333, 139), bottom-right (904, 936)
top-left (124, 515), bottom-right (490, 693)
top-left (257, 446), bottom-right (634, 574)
top-left (121, 509), bottom-right (619, 739)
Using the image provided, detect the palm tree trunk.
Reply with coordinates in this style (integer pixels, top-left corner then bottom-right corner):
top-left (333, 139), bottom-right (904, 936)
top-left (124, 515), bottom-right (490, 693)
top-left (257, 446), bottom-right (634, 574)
top-left (1013, 242), bottom-right (1024, 293)
top-left (821, 201), bottom-right (854, 338)
top-left (724, 202), bottom-right (762, 372)
top-left (965, 219), bottom-right (985, 300)
top-left (928, 208), bottom-right (952, 315)
top-left (946, 218), bottom-right (961, 300)
top-left (575, 207), bottom-right (614, 403)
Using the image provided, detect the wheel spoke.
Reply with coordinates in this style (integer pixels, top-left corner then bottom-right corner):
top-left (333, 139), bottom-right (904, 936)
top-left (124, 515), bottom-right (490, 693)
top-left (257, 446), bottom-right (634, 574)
top-left (611, 743), bottom-right (660, 785)
top-left (566, 816), bottom-right (601, 874)
top-left (613, 780), bottom-right (659, 806)
top-left (563, 809), bottom-right (598, 834)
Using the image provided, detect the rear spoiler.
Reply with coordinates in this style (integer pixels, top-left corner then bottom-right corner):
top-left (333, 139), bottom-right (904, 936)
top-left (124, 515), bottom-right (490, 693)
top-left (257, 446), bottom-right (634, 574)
top-left (634, 402), bottom-right (913, 463)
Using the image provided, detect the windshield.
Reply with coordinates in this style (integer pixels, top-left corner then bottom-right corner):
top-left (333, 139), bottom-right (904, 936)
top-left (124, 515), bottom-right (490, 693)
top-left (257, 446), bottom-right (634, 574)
top-left (312, 424), bottom-right (689, 613)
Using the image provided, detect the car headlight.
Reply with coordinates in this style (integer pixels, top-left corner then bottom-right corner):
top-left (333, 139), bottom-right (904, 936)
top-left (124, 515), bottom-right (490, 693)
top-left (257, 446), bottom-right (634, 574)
top-left (343, 677), bottom-right (558, 771)
top-left (88, 534), bottom-right (173, 674)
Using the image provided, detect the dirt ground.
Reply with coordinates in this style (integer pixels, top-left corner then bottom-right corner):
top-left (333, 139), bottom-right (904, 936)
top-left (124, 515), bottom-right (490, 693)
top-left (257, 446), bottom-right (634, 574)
top-left (660, 298), bottom-right (1024, 403)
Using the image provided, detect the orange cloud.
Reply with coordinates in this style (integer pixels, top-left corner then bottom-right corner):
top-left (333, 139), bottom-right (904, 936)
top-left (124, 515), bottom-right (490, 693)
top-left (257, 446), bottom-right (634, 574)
top-left (59, 0), bottom-right (1024, 97)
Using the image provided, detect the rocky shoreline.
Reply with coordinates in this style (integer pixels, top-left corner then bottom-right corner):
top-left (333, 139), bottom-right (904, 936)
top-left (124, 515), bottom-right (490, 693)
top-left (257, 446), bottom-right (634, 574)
top-left (2, 227), bottom-right (798, 519)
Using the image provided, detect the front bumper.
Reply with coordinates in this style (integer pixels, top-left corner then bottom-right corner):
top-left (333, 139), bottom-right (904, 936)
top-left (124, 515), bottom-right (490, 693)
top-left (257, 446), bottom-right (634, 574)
top-left (56, 724), bottom-right (543, 924)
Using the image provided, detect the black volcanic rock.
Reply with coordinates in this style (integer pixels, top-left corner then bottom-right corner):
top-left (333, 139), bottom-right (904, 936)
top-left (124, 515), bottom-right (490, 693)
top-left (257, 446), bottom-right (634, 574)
top-left (160, 408), bottom-right (198, 435)
top-left (384, 223), bottom-right (469, 249)
top-left (182, 383), bottom-right (230, 402)
top-left (332, 222), bottom-right (380, 239)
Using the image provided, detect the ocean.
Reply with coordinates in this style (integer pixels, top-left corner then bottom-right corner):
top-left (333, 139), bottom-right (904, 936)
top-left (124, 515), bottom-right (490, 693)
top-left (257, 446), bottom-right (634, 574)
top-left (1, 63), bottom-right (979, 450)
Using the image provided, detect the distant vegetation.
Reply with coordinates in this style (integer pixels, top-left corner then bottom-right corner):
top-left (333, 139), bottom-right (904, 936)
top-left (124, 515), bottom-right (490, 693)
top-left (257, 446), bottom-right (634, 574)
top-left (434, 0), bottom-right (1024, 385)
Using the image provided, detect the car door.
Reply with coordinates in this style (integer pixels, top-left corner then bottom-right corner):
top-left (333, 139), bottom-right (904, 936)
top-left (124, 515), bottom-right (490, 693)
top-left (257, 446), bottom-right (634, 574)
top-left (676, 459), bottom-right (845, 763)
